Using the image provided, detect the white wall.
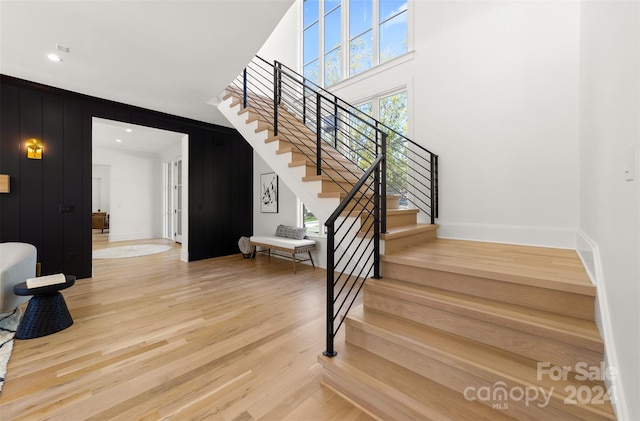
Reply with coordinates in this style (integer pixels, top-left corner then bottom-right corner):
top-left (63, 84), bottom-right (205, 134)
top-left (92, 145), bottom-right (163, 241)
top-left (579, 2), bottom-right (640, 419)
top-left (328, 0), bottom-right (581, 248)
top-left (257, 1), bottom-right (299, 69)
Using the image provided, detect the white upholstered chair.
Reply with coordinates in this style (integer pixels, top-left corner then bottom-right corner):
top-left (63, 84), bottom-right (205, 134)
top-left (0, 242), bottom-right (37, 313)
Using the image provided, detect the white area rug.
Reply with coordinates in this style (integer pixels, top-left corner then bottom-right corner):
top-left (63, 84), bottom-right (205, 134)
top-left (0, 307), bottom-right (22, 393)
top-left (92, 244), bottom-right (172, 259)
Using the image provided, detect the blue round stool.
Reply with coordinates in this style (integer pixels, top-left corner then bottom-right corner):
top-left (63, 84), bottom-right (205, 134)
top-left (13, 275), bottom-right (75, 339)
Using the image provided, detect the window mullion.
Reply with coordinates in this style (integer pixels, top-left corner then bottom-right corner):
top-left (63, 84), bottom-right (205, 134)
top-left (319, 0), bottom-right (325, 87)
top-left (372, 0), bottom-right (379, 66)
top-left (341, 0), bottom-right (348, 84)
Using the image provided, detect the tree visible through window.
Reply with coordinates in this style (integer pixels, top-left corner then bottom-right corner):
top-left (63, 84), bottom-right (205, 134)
top-left (303, 203), bottom-right (320, 234)
top-left (348, 91), bottom-right (408, 200)
top-left (380, 91), bottom-right (408, 198)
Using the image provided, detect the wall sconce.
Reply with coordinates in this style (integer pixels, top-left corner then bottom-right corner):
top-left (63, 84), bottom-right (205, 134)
top-left (26, 138), bottom-right (43, 159)
top-left (0, 174), bottom-right (9, 193)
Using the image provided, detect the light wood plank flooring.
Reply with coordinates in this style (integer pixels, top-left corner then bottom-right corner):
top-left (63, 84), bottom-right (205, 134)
top-left (0, 236), bottom-right (372, 421)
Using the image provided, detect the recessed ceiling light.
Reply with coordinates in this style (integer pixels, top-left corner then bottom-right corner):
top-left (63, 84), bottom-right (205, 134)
top-left (115, 139), bottom-right (122, 143)
top-left (47, 53), bottom-right (63, 62)
top-left (125, 129), bottom-right (132, 133)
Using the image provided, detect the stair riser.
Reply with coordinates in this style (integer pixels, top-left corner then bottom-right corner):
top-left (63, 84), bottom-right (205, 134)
top-left (322, 369), bottom-right (421, 420)
top-left (364, 290), bottom-right (604, 368)
top-left (364, 282), bottom-right (603, 352)
top-left (381, 230), bottom-right (437, 255)
top-left (274, 138), bottom-right (314, 155)
top-left (346, 322), bottom-right (612, 420)
top-left (357, 213), bottom-right (418, 233)
top-left (301, 164), bottom-right (360, 180)
top-left (279, 150), bottom-right (308, 163)
top-left (369, 212), bottom-right (418, 229)
top-left (381, 262), bottom-right (596, 321)
top-left (254, 119), bottom-right (309, 135)
top-left (309, 179), bottom-right (356, 194)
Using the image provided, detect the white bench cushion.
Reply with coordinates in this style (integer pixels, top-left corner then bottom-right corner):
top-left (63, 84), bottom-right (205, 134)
top-left (250, 235), bottom-right (315, 250)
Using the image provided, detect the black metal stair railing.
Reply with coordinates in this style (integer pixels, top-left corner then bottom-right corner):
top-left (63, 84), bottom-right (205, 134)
top-left (228, 56), bottom-right (438, 357)
top-left (275, 61), bottom-right (439, 224)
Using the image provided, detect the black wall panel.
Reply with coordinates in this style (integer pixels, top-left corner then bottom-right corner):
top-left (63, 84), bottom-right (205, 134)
top-left (0, 75), bottom-right (253, 279)
top-left (19, 92), bottom-right (44, 249)
top-left (0, 85), bottom-right (21, 240)
top-left (42, 96), bottom-right (65, 274)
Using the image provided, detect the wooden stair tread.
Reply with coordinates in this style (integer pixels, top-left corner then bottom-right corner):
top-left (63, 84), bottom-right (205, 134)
top-left (321, 343), bottom-right (516, 421)
top-left (366, 277), bottom-right (603, 351)
top-left (346, 306), bottom-right (615, 419)
top-left (381, 223), bottom-right (438, 240)
top-left (387, 208), bottom-right (418, 215)
top-left (381, 239), bottom-right (595, 296)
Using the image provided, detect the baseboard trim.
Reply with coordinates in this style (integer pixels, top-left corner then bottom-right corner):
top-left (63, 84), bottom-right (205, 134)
top-left (577, 230), bottom-right (628, 421)
top-left (435, 222), bottom-right (577, 249)
top-left (108, 232), bottom-right (164, 242)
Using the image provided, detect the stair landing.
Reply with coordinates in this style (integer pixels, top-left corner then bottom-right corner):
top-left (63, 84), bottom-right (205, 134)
top-left (382, 238), bottom-right (594, 295)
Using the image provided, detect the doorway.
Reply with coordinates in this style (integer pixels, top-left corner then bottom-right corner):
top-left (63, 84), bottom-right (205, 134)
top-left (92, 118), bottom-right (189, 261)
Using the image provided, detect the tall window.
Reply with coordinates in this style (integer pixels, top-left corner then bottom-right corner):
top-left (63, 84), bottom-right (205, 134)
top-left (380, 91), bottom-right (408, 198)
top-left (324, 0), bottom-right (342, 86)
top-left (303, 0), bottom-right (320, 85)
top-left (350, 90), bottom-right (408, 196)
top-left (303, 0), bottom-right (408, 87)
top-left (302, 203), bottom-right (321, 235)
top-left (349, 0), bottom-right (373, 77)
top-left (378, 0), bottom-right (408, 63)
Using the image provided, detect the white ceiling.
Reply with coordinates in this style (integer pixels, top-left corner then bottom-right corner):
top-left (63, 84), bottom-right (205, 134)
top-left (0, 0), bottom-right (294, 127)
top-left (92, 117), bottom-right (185, 153)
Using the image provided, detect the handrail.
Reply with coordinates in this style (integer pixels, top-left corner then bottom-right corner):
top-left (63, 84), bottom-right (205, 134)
top-left (326, 155), bottom-right (384, 225)
top-left (323, 154), bottom-right (384, 357)
top-left (230, 55), bottom-right (438, 357)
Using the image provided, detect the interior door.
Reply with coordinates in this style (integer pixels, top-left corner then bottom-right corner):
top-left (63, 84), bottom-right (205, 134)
top-left (163, 162), bottom-right (173, 240)
top-left (174, 157), bottom-right (183, 243)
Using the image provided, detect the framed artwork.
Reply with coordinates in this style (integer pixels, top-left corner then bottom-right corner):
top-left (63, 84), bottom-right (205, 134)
top-left (260, 172), bottom-right (278, 213)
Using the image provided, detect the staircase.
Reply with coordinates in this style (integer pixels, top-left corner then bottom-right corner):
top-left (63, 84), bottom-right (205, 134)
top-left (320, 237), bottom-right (615, 420)
top-left (218, 57), bottom-right (615, 419)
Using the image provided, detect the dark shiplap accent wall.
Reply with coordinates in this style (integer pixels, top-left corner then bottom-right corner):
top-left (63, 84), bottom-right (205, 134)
top-left (0, 75), bottom-right (253, 279)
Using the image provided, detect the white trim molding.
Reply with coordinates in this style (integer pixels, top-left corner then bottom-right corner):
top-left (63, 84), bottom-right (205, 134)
top-left (436, 222), bottom-right (577, 250)
top-left (577, 230), bottom-right (628, 421)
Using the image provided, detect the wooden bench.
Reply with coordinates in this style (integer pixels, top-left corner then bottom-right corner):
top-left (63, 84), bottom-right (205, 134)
top-left (249, 235), bottom-right (316, 274)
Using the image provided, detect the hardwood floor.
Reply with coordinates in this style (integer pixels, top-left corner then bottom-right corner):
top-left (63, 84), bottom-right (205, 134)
top-left (0, 236), bottom-right (372, 421)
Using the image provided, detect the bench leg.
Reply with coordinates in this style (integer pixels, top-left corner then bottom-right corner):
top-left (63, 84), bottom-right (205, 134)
top-left (292, 251), bottom-right (296, 274)
top-left (308, 251), bottom-right (315, 269)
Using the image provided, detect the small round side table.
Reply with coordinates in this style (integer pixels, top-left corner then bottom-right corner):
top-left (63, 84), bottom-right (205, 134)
top-left (13, 275), bottom-right (75, 339)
